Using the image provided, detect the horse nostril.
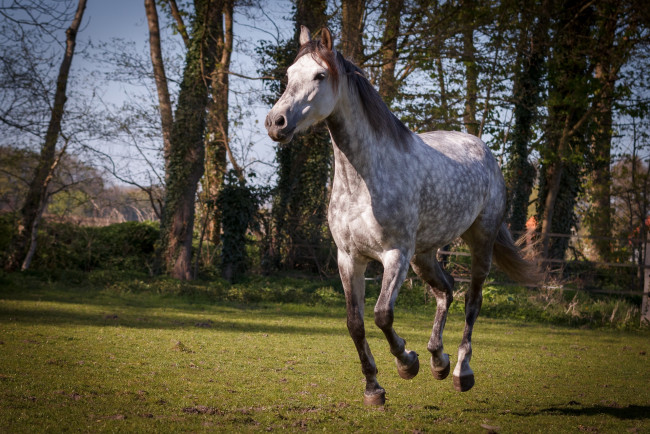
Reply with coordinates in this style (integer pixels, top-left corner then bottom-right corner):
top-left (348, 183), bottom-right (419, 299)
top-left (275, 115), bottom-right (286, 128)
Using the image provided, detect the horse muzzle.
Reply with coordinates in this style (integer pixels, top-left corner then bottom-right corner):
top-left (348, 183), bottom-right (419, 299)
top-left (265, 111), bottom-right (295, 144)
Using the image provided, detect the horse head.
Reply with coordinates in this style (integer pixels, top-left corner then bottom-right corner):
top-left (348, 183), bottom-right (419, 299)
top-left (265, 26), bottom-right (340, 144)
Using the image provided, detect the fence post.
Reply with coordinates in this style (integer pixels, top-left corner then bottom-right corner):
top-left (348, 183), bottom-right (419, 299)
top-left (642, 232), bottom-right (650, 326)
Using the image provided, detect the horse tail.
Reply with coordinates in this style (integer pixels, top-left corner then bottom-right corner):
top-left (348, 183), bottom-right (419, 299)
top-left (492, 223), bottom-right (543, 286)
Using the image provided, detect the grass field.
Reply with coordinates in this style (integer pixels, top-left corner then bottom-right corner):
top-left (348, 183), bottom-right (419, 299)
top-left (1, 274), bottom-right (649, 432)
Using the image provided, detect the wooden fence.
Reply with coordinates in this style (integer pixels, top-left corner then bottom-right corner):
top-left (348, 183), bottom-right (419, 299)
top-left (291, 230), bottom-right (650, 325)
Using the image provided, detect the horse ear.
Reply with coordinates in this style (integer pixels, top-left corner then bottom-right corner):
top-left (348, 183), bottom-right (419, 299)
top-left (321, 27), bottom-right (333, 51)
top-left (299, 25), bottom-right (311, 45)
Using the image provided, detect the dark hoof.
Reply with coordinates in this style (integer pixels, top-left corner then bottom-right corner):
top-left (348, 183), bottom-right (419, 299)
top-left (396, 353), bottom-right (419, 380)
top-left (430, 355), bottom-right (450, 380)
top-left (363, 390), bottom-right (386, 406)
top-left (453, 373), bottom-right (475, 392)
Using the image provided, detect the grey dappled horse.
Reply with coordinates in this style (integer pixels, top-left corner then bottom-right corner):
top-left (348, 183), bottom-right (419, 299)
top-left (265, 27), bottom-right (540, 405)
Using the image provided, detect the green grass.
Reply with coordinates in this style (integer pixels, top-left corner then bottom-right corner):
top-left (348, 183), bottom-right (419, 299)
top-left (0, 274), bottom-right (648, 432)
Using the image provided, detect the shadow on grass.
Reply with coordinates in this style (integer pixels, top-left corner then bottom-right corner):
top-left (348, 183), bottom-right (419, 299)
top-left (516, 404), bottom-right (650, 420)
top-left (0, 282), bottom-right (352, 320)
top-left (0, 305), bottom-right (345, 336)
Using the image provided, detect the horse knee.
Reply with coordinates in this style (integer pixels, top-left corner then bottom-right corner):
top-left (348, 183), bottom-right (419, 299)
top-left (374, 308), bottom-right (394, 331)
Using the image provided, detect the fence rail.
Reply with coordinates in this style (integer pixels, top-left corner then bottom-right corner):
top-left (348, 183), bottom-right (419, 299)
top-left (275, 230), bottom-right (650, 323)
top-left (333, 231), bottom-right (648, 297)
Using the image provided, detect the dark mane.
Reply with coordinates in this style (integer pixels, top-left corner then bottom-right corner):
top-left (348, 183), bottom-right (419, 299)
top-left (335, 52), bottom-right (411, 150)
top-left (295, 41), bottom-right (411, 150)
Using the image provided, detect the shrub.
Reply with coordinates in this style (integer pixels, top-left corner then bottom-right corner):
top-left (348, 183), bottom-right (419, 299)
top-left (29, 221), bottom-right (159, 273)
top-left (0, 213), bottom-right (16, 266)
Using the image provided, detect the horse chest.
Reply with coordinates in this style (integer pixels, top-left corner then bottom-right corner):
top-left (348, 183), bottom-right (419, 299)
top-left (328, 174), bottom-right (418, 258)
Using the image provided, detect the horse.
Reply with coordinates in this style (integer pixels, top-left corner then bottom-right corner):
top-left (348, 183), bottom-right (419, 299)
top-left (265, 26), bottom-right (540, 406)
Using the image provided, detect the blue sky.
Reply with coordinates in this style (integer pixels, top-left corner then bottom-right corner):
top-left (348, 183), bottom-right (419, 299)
top-left (73, 0), bottom-right (293, 186)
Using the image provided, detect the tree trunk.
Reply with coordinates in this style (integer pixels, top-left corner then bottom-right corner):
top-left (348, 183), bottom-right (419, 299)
top-left (203, 0), bottom-right (234, 248)
top-left (539, 127), bottom-right (567, 259)
top-left (159, 0), bottom-right (224, 280)
top-left (145, 0), bottom-right (174, 179)
top-left (271, 0), bottom-right (330, 271)
top-left (377, 0), bottom-right (403, 106)
top-left (505, 0), bottom-right (549, 234)
top-left (537, 0), bottom-right (594, 261)
top-left (341, 0), bottom-right (365, 61)
top-left (642, 232), bottom-right (650, 326)
top-left (587, 0), bottom-right (620, 262)
top-left (589, 62), bottom-right (614, 260)
top-left (461, 0), bottom-right (478, 136)
top-left (4, 0), bottom-right (87, 271)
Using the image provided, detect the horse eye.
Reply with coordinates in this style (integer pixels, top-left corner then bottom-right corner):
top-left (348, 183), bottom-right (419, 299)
top-left (314, 72), bottom-right (326, 81)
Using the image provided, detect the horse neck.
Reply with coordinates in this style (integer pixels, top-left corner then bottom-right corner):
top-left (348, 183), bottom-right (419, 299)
top-left (325, 89), bottom-right (389, 178)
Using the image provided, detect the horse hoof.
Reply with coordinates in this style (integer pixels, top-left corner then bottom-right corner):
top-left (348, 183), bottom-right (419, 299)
top-left (363, 390), bottom-right (386, 406)
top-left (453, 373), bottom-right (475, 392)
top-left (430, 355), bottom-right (450, 380)
top-left (396, 352), bottom-right (419, 379)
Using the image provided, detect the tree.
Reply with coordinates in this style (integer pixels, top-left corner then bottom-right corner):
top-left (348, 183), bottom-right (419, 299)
top-left (536, 0), bottom-right (596, 261)
top-left (144, 0), bottom-right (174, 179)
top-left (203, 0), bottom-right (240, 251)
top-left (377, 0), bottom-right (404, 106)
top-left (584, 0), bottom-right (643, 261)
top-left (612, 155), bottom-right (650, 268)
top-left (147, 0), bottom-right (227, 280)
top-left (537, 0), bottom-right (648, 261)
top-left (504, 0), bottom-right (549, 234)
top-left (259, 0), bottom-right (332, 272)
top-left (4, 0), bottom-right (87, 271)
top-left (340, 0), bottom-right (366, 61)
top-left (460, 0), bottom-right (479, 136)
top-left (217, 171), bottom-right (267, 281)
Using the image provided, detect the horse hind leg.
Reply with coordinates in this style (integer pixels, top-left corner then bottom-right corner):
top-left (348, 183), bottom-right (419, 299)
top-left (454, 225), bottom-right (496, 392)
top-left (374, 249), bottom-right (420, 381)
top-left (411, 252), bottom-right (454, 380)
top-left (338, 250), bottom-right (385, 405)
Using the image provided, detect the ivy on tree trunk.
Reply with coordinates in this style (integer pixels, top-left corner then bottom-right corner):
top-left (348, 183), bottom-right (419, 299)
top-left (159, 0), bottom-right (224, 280)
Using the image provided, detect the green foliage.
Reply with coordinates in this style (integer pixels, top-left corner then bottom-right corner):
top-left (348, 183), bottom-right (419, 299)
top-left (216, 171), bottom-right (269, 281)
top-left (256, 5), bottom-right (334, 274)
top-left (0, 213), bottom-right (16, 265)
top-left (24, 221), bottom-right (159, 273)
top-left (271, 127), bottom-right (333, 272)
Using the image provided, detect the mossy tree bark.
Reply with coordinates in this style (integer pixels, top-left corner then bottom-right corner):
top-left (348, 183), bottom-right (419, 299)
top-left (158, 0), bottom-right (224, 280)
top-left (203, 0), bottom-right (237, 250)
top-left (504, 0), bottom-right (549, 235)
top-left (268, 0), bottom-right (332, 272)
top-left (538, 0), bottom-right (594, 261)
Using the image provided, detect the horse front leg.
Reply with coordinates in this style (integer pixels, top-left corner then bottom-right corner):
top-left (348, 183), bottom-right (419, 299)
top-left (374, 249), bottom-right (420, 381)
top-left (411, 252), bottom-right (454, 380)
top-left (338, 250), bottom-right (384, 405)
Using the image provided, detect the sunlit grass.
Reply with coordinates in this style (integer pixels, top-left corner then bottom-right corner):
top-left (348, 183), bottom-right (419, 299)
top-left (0, 277), bottom-right (648, 432)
